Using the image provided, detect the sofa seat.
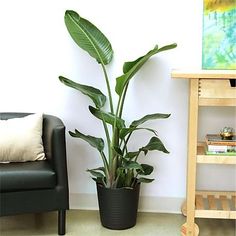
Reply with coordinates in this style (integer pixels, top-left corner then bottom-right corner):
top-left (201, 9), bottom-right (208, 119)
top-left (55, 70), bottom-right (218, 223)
top-left (0, 160), bottom-right (56, 192)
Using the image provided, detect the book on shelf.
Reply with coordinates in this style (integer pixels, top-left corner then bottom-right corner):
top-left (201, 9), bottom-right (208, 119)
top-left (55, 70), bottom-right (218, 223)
top-left (205, 134), bottom-right (236, 146)
top-left (207, 144), bottom-right (236, 152)
top-left (204, 134), bottom-right (236, 156)
top-left (205, 149), bottom-right (236, 156)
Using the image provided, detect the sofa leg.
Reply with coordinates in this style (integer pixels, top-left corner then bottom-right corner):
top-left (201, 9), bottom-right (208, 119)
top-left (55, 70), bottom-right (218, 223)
top-left (58, 210), bottom-right (66, 235)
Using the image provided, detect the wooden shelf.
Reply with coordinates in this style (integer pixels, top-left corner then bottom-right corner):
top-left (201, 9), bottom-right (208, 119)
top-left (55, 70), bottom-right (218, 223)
top-left (171, 69), bottom-right (236, 79)
top-left (195, 191), bottom-right (236, 219)
top-left (198, 98), bottom-right (236, 106)
top-left (197, 143), bottom-right (236, 164)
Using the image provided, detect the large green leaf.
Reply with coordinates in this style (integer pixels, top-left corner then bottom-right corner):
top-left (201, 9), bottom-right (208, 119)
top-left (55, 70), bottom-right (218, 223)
top-left (120, 127), bottom-right (158, 139)
top-left (122, 161), bottom-right (143, 170)
top-left (59, 76), bottom-right (106, 108)
top-left (87, 169), bottom-right (105, 178)
top-left (115, 43), bottom-right (177, 96)
top-left (122, 55), bottom-right (144, 74)
top-left (124, 151), bottom-right (139, 160)
top-left (156, 44), bottom-right (178, 53)
top-left (89, 106), bottom-right (125, 129)
top-left (140, 136), bottom-right (169, 154)
top-left (113, 146), bottom-right (123, 156)
top-left (123, 43), bottom-right (177, 73)
top-left (69, 129), bottom-right (104, 152)
top-left (137, 164), bottom-right (154, 175)
top-left (130, 113), bottom-right (171, 128)
top-left (137, 177), bottom-right (154, 183)
top-left (64, 10), bottom-right (113, 64)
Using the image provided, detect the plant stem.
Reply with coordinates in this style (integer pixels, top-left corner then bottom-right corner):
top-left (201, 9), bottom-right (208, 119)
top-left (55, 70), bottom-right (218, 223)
top-left (122, 132), bottom-right (132, 154)
top-left (112, 82), bottom-right (128, 150)
top-left (125, 169), bottom-right (133, 187)
top-left (99, 63), bottom-right (115, 186)
top-left (117, 83), bottom-right (129, 118)
top-left (131, 173), bottom-right (139, 188)
top-left (101, 118), bottom-right (111, 155)
top-left (100, 151), bottom-right (110, 187)
top-left (109, 82), bottom-right (130, 186)
top-left (101, 64), bottom-right (114, 114)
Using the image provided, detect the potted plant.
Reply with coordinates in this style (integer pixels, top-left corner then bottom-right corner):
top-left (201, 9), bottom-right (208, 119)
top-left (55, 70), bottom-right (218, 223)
top-left (59, 10), bottom-right (177, 230)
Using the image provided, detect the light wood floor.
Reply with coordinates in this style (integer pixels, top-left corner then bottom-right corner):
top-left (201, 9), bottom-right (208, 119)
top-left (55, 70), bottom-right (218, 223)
top-left (0, 210), bottom-right (235, 236)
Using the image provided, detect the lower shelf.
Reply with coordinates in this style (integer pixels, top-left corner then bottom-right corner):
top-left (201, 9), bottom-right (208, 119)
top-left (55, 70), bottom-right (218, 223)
top-left (197, 142), bottom-right (236, 164)
top-left (195, 191), bottom-right (236, 219)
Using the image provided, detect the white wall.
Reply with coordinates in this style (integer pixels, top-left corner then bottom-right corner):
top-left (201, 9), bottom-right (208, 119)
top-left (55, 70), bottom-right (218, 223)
top-left (0, 0), bottom-right (235, 212)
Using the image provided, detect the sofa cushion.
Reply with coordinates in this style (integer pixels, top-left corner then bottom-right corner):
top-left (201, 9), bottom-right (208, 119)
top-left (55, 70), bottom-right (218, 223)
top-left (0, 113), bottom-right (45, 162)
top-left (0, 161), bottom-right (56, 192)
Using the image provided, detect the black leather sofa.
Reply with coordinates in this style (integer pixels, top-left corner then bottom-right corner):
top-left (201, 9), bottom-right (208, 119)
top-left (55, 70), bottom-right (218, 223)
top-left (0, 113), bottom-right (69, 235)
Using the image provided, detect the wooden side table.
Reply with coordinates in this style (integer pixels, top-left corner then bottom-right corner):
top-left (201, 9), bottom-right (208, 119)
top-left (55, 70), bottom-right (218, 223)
top-left (171, 70), bottom-right (236, 236)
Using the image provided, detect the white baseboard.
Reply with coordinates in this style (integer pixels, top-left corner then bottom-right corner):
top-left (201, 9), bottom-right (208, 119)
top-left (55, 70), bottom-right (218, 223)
top-left (69, 193), bottom-right (184, 214)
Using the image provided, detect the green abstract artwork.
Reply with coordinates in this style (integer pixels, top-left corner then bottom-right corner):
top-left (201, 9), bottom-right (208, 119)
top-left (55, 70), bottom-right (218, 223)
top-left (202, 0), bottom-right (236, 69)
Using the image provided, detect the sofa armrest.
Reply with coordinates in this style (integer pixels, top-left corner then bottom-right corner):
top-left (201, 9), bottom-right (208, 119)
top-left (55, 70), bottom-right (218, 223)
top-left (43, 115), bottom-right (68, 189)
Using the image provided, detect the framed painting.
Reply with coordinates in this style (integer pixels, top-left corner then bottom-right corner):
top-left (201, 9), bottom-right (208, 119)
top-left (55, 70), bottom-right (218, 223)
top-left (202, 0), bottom-right (236, 69)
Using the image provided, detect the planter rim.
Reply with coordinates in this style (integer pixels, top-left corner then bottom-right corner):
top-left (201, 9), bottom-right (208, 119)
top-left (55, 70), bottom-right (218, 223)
top-left (96, 181), bottom-right (140, 190)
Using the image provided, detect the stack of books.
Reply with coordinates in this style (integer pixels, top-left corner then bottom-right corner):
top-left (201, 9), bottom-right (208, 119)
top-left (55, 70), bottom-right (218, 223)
top-left (205, 134), bottom-right (236, 156)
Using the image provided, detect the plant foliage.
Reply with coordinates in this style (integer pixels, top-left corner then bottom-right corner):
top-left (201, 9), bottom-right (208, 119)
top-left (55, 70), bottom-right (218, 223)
top-left (59, 10), bottom-right (177, 188)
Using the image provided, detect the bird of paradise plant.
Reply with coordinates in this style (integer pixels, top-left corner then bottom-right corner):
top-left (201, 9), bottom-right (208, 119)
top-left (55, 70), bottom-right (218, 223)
top-left (59, 10), bottom-right (177, 189)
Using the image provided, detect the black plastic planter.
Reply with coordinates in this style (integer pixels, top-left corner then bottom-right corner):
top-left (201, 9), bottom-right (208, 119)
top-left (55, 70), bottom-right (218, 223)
top-left (96, 182), bottom-right (140, 230)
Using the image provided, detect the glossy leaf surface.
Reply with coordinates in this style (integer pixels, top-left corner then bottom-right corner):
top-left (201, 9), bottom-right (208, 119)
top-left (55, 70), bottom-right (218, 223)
top-left (140, 137), bottom-right (169, 154)
top-left (115, 43), bottom-right (177, 96)
top-left (130, 113), bottom-right (171, 128)
top-left (89, 106), bottom-right (125, 129)
top-left (69, 129), bottom-right (104, 152)
top-left (64, 10), bottom-right (113, 64)
top-left (59, 76), bottom-right (106, 108)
